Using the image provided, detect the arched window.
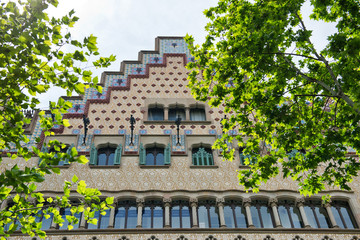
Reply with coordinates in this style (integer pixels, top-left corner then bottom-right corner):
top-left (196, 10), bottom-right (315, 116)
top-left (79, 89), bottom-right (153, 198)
top-left (331, 200), bottom-right (358, 229)
top-left (89, 143), bottom-right (122, 166)
top-left (190, 107), bottom-right (205, 121)
top-left (114, 200), bottom-right (137, 229)
top-left (223, 200), bottom-right (247, 228)
top-left (192, 147), bottom-right (214, 166)
top-left (86, 208), bottom-right (111, 229)
top-left (142, 200), bottom-right (164, 229)
top-left (139, 143), bottom-right (171, 166)
top-left (171, 200), bottom-right (191, 228)
top-left (169, 107), bottom-right (185, 121)
top-left (148, 106), bottom-right (164, 121)
top-left (97, 147), bottom-right (116, 165)
top-left (277, 200), bottom-right (303, 228)
top-left (58, 201), bottom-right (82, 230)
top-left (197, 200), bottom-right (220, 228)
top-left (303, 200), bottom-right (331, 228)
top-left (250, 200), bottom-right (274, 228)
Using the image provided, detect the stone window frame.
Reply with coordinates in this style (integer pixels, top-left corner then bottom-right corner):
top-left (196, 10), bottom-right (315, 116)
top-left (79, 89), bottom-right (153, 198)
top-left (139, 135), bottom-right (171, 168)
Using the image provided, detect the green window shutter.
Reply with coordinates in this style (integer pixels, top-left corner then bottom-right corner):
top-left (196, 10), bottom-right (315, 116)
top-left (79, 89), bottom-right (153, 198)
top-left (139, 144), bottom-right (146, 165)
top-left (89, 144), bottom-right (98, 165)
top-left (114, 144), bottom-right (122, 165)
top-left (192, 148), bottom-right (213, 166)
top-left (64, 144), bottom-right (74, 165)
top-left (164, 144), bottom-right (171, 165)
top-left (38, 145), bottom-right (49, 166)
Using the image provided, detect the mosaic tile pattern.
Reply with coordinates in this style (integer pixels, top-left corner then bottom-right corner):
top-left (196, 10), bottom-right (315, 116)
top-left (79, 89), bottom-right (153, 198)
top-left (172, 135), bottom-right (185, 152)
top-left (124, 134), bottom-right (139, 152)
top-left (76, 134), bottom-right (93, 152)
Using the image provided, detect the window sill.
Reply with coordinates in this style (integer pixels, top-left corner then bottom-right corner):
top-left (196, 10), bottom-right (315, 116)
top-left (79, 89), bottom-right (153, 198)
top-left (53, 165), bottom-right (71, 169)
top-left (139, 165), bottom-right (170, 169)
top-left (143, 120), bottom-right (211, 125)
top-left (89, 165), bottom-right (120, 169)
top-left (190, 165), bottom-right (218, 169)
top-left (239, 165), bottom-right (250, 169)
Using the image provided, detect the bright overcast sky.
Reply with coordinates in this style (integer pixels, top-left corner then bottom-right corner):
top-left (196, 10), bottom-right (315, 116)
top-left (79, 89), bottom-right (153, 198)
top-left (37, 0), bottom-right (218, 109)
top-left (38, 0), bottom-right (335, 109)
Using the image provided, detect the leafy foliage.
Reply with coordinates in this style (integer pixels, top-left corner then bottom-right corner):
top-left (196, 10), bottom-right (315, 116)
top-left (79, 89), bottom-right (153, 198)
top-left (0, 0), bottom-right (115, 238)
top-left (186, 0), bottom-right (360, 196)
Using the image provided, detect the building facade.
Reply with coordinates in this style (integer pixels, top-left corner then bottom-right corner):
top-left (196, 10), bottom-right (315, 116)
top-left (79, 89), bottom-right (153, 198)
top-left (2, 37), bottom-right (360, 240)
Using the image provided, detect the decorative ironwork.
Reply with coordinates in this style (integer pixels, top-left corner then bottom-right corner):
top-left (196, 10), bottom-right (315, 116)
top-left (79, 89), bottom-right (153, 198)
top-left (221, 115), bottom-right (227, 133)
top-left (147, 236), bottom-right (159, 240)
top-left (263, 236), bottom-right (275, 240)
top-left (234, 236), bottom-right (246, 240)
top-left (82, 114), bottom-right (90, 145)
top-left (322, 236), bottom-right (333, 240)
top-left (175, 114), bottom-right (182, 146)
top-left (292, 236), bottom-right (304, 240)
top-left (119, 236), bottom-right (130, 240)
top-left (177, 236), bottom-right (188, 240)
top-left (129, 115), bottom-right (136, 146)
top-left (205, 235), bottom-right (217, 240)
top-left (49, 101), bottom-right (55, 122)
top-left (74, 104), bottom-right (81, 112)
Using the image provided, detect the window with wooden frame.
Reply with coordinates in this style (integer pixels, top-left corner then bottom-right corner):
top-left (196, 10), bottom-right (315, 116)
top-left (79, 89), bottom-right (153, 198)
top-left (190, 107), bottom-right (206, 121)
top-left (223, 200), bottom-right (247, 228)
top-left (303, 200), bottom-right (331, 228)
top-left (139, 143), bottom-right (171, 166)
top-left (114, 200), bottom-right (137, 229)
top-left (142, 200), bottom-right (164, 229)
top-left (277, 200), bottom-right (303, 228)
top-left (171, 200), bottom-right (191, 228)
top-left (148, 106), bottom-right (164, 121)
top-left (192, 147), bottom-right (214, 166)
top-left (331, 200), bottom-right (358, 229)
top-left (250, 200), bottom-right (275, 228)
top-left (89, 143), bottom-right (122, 166)
top-left (197, 200), bottom-right (220, 228)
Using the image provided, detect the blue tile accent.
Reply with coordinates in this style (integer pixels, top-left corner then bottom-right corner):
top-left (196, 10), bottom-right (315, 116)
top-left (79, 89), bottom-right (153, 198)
top-left (118, 129), bottom-right (126, 135)
top-left (112, 78), bottom-right (127, 87)
top-left (171, 135), bottom-right (185, 152)
top-left (93, 129), bottom-right (101, 135)
top-left (139, 130), bottom-right (147, 135)
top-left (150, 57), bottom-right (163, 64)
top-left (125, 134), bottom-right (139, 152)
top-left (209, 129), bottom-right (217, 135)
top-left (131, 67), bottom-right (145, 75)
top-left (184, 130), bottom-right (192, 135)
top-left (76, 134), bottom-right (93, 152)
top-left (72, 129), bottom-right (80, 134)
top-left (163, 129), bottom-right (172, 135)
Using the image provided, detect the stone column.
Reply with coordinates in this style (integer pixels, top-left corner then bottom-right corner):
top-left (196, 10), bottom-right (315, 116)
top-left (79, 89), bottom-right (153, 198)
top-left (164, 198), bottom-right (172, 228)
top-left (0, 199), bottom-right (8, 210)
top-left (79, 206), bottom-right (87, 229)
top-left (136, 198), bottom-right (144, 228)
top-left (107, 204), bottom-right (116, 228)
top-left (50, 207), bottom-right (60, 229)
top-left (243, 198), bottom-right (254, 228)
top-left (269, 198), bottom-right (282, 228)
top-left (216, 198), bottom-right (226, 228)
top-left (296, 198), bottom-right (311, 228)
top-left (190, 198), bottom-right (198, 228)
top-left (164, 107), bottom-right (169, 120)
top-left (323, 201), bottom-right (339, 228)
top-left (185, 107), bottom-right (190, 121)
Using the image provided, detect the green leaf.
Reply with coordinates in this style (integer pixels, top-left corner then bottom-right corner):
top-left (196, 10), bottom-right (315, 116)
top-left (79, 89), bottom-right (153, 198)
top-left (77, 155), bottom-right (88, 164)
top-left (72, 175), bottom-right (78, 183)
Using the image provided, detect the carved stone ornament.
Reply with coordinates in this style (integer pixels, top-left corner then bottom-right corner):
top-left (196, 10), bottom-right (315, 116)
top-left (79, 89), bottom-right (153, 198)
top-left (296, 198), bottom-right (305, 207)
top-left (243, 198), bottom-right (251, 207)
top-left (190, 198), bottom-right (198, 207)
top-left (216, 197), bottom-right (225, 206)
top-left (136, 198), bottom-right (145, 207)
top-left (269, 198), bottom-right (278, 207)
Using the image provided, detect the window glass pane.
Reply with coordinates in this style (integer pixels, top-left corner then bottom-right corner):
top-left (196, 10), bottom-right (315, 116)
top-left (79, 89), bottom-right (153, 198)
top-left (98, 153), bottom-right (107, 165)
top-left (278, 205), bottom-right (291, 228)
top-left (59, 208), bottom-right (81, 230)
top-left (99, 209), bottom-right (110, 229)
top-left (224, 206), bottom-right (235, 228)
top-left (260, 206), bottom-right (273, 228)
top-left (169, 109), bottom-right (185, 121)
top-left (290, 206), bottom-right (303, 228)
top-left (108, 153), bottom-right (115, 165)
top-left (250, 206), bottom-right (261, 228)
top-left (304, 206), bottom-right (318, 228)
top-left (198, 206), bottom-right (209, 228)
top-left (209, 206), bottom-right (220, 228)
top-left (153, 206), bottom-right (163, 228)
top-left (171, 205), bottom-right (180, 228)
top-left (87, 211), bottom-right (100, 229)
top-left (331, 206), bottom-right (344, 228)
top-left (127, 206), bottom-right (137, 229)
top-left (190, 108), bottom-right (206, 121)
top-left (156, 153), bottom-right (164, 165)
top-left (41, 212), bottom-right (53, 230)
top-left (149, 108), bottom-right (164, 120)
top-left (146, 153), bottom-right (155, 165)
top-left (235, 206), bottom-right (247, 228)
top-left (340, 207), bottom-right (355, 229)
top-left (142, 207), bottom-right (152, 228)
top-left (114, 207), bottom-right (126, 229)
top-left (182, 206), bottom-right (191, 228)
top-left (315, 206), bottom-right (330, 228)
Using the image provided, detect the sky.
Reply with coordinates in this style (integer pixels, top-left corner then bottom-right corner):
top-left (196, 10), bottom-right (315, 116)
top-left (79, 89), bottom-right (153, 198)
top-left (38, 0), bottom-right (336, 109)
top-left (37, 0), bottom-right (219, 109)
